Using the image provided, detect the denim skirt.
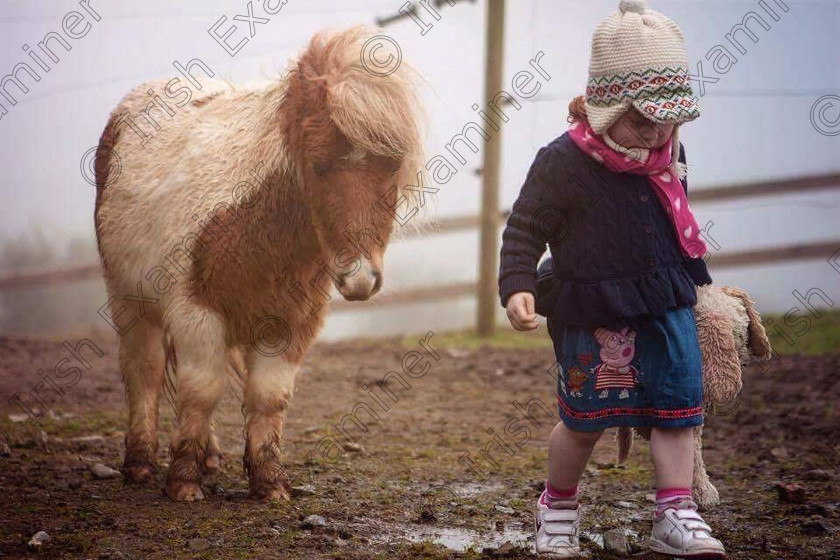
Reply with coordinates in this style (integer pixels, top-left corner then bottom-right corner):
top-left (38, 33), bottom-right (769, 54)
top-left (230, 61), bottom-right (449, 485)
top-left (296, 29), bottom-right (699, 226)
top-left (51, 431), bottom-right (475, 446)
top-left (547, 306), bottom-right (704, 431)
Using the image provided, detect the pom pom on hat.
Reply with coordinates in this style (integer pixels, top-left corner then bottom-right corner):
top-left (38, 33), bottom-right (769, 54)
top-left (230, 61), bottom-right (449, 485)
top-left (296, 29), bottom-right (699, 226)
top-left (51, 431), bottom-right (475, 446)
top-left (619, 0), bottom-right (647, 14)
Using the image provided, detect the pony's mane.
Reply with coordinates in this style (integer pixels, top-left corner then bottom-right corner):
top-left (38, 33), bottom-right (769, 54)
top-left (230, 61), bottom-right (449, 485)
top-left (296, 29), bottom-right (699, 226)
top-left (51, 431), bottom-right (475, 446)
top-left (283, 27), bottom-right (429, 227)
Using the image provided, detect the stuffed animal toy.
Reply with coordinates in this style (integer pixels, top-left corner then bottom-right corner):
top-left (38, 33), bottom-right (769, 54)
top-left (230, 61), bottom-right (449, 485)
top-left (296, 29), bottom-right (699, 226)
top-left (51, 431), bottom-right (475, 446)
top-left (616, 285), bottom-right (773, 509)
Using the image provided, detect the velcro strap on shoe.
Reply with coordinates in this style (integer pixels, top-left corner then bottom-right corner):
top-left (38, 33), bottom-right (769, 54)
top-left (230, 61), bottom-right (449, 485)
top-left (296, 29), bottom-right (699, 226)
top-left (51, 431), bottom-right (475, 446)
top-left (542, 509), bottom-right (579, 522)
top-left (545, 526), bottom-right (577, 537)
top-left (683, 520), bottom-right (712, 532)
top-left (674, 509), bottom-right (703, 520)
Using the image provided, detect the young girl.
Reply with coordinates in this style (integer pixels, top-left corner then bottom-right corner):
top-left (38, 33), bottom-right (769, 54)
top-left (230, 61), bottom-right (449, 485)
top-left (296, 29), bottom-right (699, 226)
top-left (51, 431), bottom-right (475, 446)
top-left (498, 1), bottom-right (726, 557)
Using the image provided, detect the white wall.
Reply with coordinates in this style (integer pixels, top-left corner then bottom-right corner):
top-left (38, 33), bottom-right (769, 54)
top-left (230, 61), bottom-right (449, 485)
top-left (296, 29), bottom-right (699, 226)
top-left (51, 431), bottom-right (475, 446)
top-left (0, 0), bottom-right (838, 338)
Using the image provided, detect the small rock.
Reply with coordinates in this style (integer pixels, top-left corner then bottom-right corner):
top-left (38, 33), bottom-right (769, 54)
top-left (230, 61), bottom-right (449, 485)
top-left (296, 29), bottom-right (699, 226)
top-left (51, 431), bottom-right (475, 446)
top-left (9, 413), bottom-right (33, 423)
top-left (291, 484), bottom-right (316, 497)
top-left (603, 527), bottom-right (631, 557)
top-left (492, 541), bottom-right (516, 555)
top-left (303, 426), bottom-right (319, 435)
top-left (773, 482), bottom-right (806, 504)
top-left (801, 520), bottom-right (827, 536)
top-left (188, 538), bottom-right (210, 551)
top-left (770, 447), bottom-right (790, 460)
top-left (645, 493), bottom-right (657, 503)
top-left (342, 442), bottom-right (364, 453)
top-left (494, 504), bottom-right (515, 515)
top-left (28, 531), bottom-right (51, 550)
top-left (301, 514), bottom-right (327, 529)
top-left (90, 463), bottom-right (121, 480)
top-left (0, 440), bottom-right (10, 457)
top-left (334, 537), bottom-right (348, 547)
top-left (804, 469), bottom-right (833, 481)
top-left (614, 500), bottom-right (636, 509)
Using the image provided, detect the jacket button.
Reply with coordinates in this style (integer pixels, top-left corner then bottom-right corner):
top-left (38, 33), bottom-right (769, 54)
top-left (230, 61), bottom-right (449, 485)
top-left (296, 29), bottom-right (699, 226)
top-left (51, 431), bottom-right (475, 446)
top-left (644, 224), bottom-right (653, 234)
top-left (640, 194), bottom-right (649, 202)
top-left (648, 258), bottom-right (655, 267)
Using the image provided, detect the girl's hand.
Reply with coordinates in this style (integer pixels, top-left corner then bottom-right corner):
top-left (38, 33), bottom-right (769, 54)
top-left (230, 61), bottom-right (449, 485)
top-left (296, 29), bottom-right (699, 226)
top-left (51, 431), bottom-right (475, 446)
top-left (506, 292), bottom-right (539, 331)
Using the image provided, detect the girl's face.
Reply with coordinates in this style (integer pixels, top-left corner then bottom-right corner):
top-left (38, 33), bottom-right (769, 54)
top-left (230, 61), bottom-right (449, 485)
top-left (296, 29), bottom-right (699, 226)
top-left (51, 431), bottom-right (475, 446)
top-left (607, 109), bottom-right (675, 149)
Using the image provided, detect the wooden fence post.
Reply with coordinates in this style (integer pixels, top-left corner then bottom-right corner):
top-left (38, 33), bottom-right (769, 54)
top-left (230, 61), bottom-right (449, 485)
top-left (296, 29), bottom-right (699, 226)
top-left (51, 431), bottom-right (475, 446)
top-left (476, 0), bottom-right (505, 337)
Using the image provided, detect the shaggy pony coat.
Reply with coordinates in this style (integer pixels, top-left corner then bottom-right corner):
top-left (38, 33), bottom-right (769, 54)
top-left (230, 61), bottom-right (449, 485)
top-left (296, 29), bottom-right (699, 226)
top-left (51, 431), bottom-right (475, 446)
top-left (94, 28), bottom-right (425, 501)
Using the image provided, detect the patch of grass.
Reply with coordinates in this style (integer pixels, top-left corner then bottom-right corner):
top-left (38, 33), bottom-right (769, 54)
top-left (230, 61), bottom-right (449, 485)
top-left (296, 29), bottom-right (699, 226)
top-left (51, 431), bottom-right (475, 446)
top-left (402, 327), bottom-right (551, 351)
top-left (34, 409), bottom-right (127, 439)
top-left (764, 309), bottom-right (840, 356)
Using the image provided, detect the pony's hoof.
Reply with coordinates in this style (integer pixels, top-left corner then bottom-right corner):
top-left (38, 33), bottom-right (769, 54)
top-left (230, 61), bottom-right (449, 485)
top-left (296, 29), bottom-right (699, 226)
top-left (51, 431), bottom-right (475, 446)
top-left (167, 480), bottom-right (205, 502)
top-left (122, 462), bottom-right (156, 484)
top-left (251, 483), bottom-right (291, 502)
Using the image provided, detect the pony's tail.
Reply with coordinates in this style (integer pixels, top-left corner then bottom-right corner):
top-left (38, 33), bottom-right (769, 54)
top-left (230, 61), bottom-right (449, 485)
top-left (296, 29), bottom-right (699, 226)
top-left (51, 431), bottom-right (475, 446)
top-left (163, 332), bottom-right (178, 413)
top-left (617, 426), bottom-right (633, 463)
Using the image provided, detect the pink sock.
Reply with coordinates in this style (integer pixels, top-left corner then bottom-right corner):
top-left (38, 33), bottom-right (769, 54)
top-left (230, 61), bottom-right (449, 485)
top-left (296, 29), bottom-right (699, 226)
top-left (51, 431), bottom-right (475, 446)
top-left (540, 480), bottom-right (579, 509)
top-left (654, 487), bottom-right (692, 515)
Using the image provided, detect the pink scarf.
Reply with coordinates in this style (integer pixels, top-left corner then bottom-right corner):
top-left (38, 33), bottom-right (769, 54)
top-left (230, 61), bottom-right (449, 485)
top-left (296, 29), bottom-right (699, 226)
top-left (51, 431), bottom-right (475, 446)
top-left (567, 119), bottom-right (707, 259)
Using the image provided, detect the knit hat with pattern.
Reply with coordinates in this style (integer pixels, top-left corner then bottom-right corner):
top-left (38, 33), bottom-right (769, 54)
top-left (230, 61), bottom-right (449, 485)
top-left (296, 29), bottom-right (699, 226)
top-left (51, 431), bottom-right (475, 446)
top-left (584, 0), bottom-right (700, 135)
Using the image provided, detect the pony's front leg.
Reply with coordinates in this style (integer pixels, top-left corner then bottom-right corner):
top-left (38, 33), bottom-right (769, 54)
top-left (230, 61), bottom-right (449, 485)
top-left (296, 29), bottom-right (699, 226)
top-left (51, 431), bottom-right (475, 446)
top-left (166, 307), bottom-right (228, 502)
top-left (243, 352), bottom-right (297, 501)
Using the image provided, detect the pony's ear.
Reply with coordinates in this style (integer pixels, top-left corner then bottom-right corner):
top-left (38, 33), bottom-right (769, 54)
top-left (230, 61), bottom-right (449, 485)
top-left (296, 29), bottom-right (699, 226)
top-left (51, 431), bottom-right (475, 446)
top-left (721, 286), bottom-right (773, 362)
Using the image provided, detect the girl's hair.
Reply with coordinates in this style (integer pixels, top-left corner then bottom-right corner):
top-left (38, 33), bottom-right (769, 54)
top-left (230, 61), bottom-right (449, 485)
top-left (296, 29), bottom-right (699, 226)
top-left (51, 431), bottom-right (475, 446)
top-left (567, 95), bottom-right (587, 123)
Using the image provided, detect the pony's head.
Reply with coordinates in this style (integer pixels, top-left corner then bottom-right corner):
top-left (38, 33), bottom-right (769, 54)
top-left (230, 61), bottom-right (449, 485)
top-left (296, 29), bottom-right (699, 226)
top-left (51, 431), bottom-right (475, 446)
top-left (280, 27), bottom-right (426, 301)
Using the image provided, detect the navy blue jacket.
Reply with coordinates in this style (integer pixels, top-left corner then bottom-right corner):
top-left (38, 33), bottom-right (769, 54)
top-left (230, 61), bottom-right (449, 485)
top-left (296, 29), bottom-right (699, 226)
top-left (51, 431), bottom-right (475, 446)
top-left (498, 132), bottom-right (712, 330)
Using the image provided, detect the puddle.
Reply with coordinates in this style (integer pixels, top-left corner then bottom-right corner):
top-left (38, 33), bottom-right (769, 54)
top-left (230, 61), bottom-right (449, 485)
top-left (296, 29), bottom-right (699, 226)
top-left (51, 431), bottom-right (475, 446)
top-left (402, 521), bottom-right (531, 553)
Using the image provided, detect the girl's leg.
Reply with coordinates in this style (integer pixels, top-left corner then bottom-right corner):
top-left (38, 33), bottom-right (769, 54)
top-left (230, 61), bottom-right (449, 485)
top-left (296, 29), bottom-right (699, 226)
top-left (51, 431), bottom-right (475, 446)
top-left (548, 421), bottom-right (604, 491)
top-left (534, 421), bottom-right (602, 556)
top-left (648, 425), bottom-right (727, 557)
top-left (649, 426), bottom-right (694, 489)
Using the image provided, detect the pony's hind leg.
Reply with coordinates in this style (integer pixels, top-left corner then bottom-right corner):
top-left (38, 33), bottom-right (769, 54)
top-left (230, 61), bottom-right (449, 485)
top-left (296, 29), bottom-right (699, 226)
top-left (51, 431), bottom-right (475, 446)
top-left (165, 306), bottom-right (228, 502)
top-left (120, 319), bottom-right (166, 483)
top-left (243, 351), bottom-right (298, 501)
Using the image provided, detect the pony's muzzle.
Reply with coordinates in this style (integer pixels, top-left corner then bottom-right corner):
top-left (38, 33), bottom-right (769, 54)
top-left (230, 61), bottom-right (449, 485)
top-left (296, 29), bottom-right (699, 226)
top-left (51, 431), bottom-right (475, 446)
top-left (337, 260), bottom-right (383, 302)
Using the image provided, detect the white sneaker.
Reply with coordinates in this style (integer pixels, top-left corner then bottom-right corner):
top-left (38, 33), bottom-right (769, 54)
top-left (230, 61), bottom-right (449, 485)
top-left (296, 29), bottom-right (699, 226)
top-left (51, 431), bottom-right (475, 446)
top-left (534, 496), bottom-right (583, 558)
top-left (648, 499), bottom-right (726, 558)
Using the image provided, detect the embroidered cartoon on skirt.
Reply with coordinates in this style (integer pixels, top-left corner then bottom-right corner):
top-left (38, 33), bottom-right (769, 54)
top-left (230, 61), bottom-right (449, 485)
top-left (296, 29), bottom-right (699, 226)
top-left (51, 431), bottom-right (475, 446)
top-left (592, 327), bottom-right (639, 399)
top-left (548, 307), bottom-right (704, 430)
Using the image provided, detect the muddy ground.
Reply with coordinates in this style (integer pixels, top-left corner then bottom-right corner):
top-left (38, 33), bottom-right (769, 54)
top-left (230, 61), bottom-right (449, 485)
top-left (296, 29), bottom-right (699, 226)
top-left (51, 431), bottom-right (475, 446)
top-left (0, 329), bottom-right (838, 559)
